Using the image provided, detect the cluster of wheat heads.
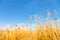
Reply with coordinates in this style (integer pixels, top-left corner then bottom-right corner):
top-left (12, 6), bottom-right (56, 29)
top-left (0, 23), bottom-right (60, 40)
top-left (0, 9), bottom-right (60, 40)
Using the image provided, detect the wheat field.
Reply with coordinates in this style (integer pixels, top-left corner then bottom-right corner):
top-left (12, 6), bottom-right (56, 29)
top-left (0, 10), bottom-right (60, 40)
top-left (0, 19), bottom-right (60, 40)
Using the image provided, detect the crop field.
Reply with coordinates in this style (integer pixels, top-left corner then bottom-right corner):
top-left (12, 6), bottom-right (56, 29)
top-left (0, 22), bottom-right (60, 40)
top-left (0, 17), bottom-right (60, 40)
top-left (0, 10), bottom-right (60, 40)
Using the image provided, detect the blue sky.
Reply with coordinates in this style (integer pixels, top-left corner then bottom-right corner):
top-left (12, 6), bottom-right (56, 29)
top-left (0, 0), bottom-right (60, 25)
